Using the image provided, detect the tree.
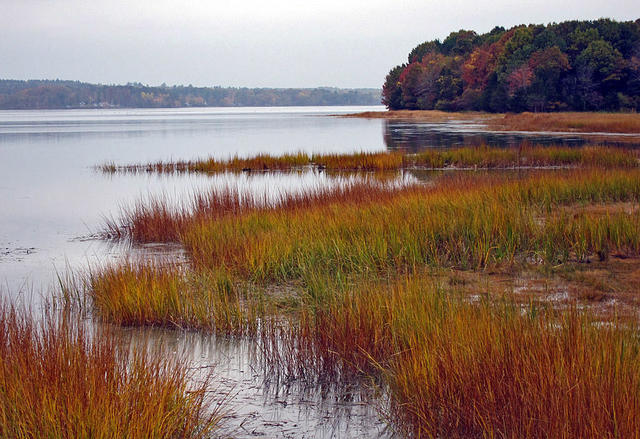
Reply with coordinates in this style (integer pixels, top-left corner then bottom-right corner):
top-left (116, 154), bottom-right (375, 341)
top-left (507, 65), bottom-right (533, 97)
top-left (441, 30), bottom-right (479, 56)
top-left (576, 40), bottom-right (623, 80)
top-left (407, 41), bottom-right (440, 63)
top-left (381, 18), bottom-right (640, 112)
top-left (382, 65), bottom-right (405, 110)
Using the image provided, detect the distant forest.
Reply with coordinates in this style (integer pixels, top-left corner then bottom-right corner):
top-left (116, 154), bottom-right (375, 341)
top-left (0, 80), bottom-right (381, 109)
top-left (383, 18), bottom-right (640, 112)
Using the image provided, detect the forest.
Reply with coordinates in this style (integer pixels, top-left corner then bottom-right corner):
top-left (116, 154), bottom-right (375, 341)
top-left (382, 18), bottom-right (640, 112)
top-left (0, 80), bottom-right (380, 109)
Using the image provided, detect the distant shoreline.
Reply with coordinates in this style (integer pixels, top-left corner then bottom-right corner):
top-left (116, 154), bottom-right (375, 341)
top-left (0, 79), bottom-right (382, 110)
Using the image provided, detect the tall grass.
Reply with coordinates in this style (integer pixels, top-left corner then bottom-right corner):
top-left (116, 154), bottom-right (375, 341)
top-left (92, 169), bottom-right (640, 332)
top-left (99, 145), bottom-right (639, 175)
top-left (84, 163), bottom-right (640, 436)
top-left (182, 170), bottom-right (640, 282)
top-left (0, 304), bottom-right (224, 438)
top-left (84, 261), bottom-right (265, 334)
top-left (273, 275), bottom-right (640, 438)
top-left (492, 111), bottom-right (640, 134)
top-left (105, 178), bottom-right (409, 243)
top-left (410, 144), bottom-right (638, 169)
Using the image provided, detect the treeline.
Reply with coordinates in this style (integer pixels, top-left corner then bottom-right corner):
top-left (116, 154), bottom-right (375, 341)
top-left (0, 80), bottom-right (381, 109)
top-left (383, 18), bottom-right (640, 112)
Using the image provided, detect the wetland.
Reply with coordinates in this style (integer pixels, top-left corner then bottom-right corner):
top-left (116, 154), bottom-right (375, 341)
top-left (3, 106), bottom-right (640, 438)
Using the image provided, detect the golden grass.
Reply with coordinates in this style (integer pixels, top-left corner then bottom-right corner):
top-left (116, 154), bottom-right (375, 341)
top-left (105, 179), bottom-right (408, 243)
top-left (84, 261), bottom-right (265, 334)
top-left (292, 276), bottom-right (640, 438)
top-left (90, 168), bottom-right (640, 330)
top-left (0, 304), bottom-right (223, 438)
top-left (86, 154), bottom-right (640, 437)
top-left (182, 170), bottom-right (640, 282)
top-left (492, 112), bottom-right (640, 134)
top-left (99, 145), bottom-right (639, 175)
top-left (253, 272), bottom-right (640, 437)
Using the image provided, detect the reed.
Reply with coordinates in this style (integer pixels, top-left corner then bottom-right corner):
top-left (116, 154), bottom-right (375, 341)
top-left (85, 163), bottom-right (640, 437)
top-left (492, 112), bottom-right (640, 134)
top-left (281, 275), bottom-right (640, 438)
top-left (385, 288), bottom-right (640, 438)
top-left (98, 145), bottom-right (639, 175)
top-left (410, 145), bottom-right (639, 169)
top-left (84, 261), bottom-right (265, 333)
top-left (0, 304), bottom-right (224, 438)
top-left (182, 170), bottom-right (640, 282)
top-left (311, 151), bottom-right (404, 170)
top-left (99, 152), bottom-right (313, 174)
top-left (106, 179), bottom-right (409, 243)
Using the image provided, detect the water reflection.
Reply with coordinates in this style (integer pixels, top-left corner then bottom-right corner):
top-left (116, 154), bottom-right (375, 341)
top-left (382, 119), bottom-right (640, 151)
top-left (119, 325), bottom-right (393, 439)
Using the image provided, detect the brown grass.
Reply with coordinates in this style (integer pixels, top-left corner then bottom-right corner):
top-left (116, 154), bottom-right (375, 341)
top-left (262, 274), bottom-right (640, 438)
top-left (87, 152), bottom-right (640, 437)
top-left (0, 304), bottom-right (224, 437)
top-left (492, 112), bottom-right (640, 134)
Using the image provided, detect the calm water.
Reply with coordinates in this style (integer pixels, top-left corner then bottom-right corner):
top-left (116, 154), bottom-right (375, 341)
top-left (3, 106), bottom-right (638, 438)
top-left (0, 106), bottom-right (389, 293)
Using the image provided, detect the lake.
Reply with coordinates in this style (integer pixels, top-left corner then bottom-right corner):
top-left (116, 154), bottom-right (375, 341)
top-left (1, 106), bottom-right (633, 438)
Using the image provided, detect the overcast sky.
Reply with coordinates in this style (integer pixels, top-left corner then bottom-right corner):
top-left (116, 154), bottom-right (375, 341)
top-left (2, 0), bottom-right (639, 88)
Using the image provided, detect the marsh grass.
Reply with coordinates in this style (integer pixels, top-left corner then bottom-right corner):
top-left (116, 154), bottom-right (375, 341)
top-left (0, 304), bottom-right (224, 438)
top-left (255, 273), bottom-right (640, 438)
top-left (346, 109), bottom-right (640, 134)
top-left (84, 261), bottom-right (266, 334)
top-left (87, 150), bottom-right (640, 437)
top-left (387, 295), bottom-right (640, 438)
top-left (105, 179), bottom-right (410, 243)
top-left (492, 111), bottom-right (640, 134)
top-left (183, 170), bottom-right (640, 282)
top-left (410, 144), bottom-right (639, 169)
top-left (99, 145), bottom-right (639, 175)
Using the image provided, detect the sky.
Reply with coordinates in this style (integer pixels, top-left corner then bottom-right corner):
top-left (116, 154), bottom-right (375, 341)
top-left (2, 0), bottom-right (639, 88)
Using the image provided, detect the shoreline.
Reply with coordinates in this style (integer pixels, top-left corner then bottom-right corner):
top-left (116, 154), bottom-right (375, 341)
top-left (340, 110), bottom-right (640, 136)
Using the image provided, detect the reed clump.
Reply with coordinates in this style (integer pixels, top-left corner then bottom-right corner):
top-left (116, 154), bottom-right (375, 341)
top-left (99, 145), bottom-right (639, 175)
top-left (85, 261), bottom-right (265, 333)
top-left (0, 304), bottom-right (223, 438)
top-left (311, 151), bottom-right (404, 170)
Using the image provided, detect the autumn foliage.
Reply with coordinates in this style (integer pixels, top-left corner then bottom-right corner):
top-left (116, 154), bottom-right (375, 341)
top-left (383, 18), bottom-right (640, 112)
